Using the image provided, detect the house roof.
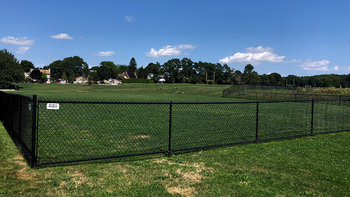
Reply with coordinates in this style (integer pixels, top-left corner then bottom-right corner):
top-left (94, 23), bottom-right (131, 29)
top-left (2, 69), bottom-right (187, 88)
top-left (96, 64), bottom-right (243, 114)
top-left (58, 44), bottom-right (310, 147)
top-left (127, 72), bottom-right (137, 78)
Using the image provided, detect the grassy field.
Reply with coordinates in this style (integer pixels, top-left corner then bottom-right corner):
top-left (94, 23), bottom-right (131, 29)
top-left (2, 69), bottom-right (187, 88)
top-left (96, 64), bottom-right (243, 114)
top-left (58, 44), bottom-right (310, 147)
top-left (1, 83), bottom-right (350, 196)
top-left (35, 98), bottom-right (350, 166)
top-left (12, 83), bottom-right (233, 100)
top-left (1, 124), bottom-right (350, 196)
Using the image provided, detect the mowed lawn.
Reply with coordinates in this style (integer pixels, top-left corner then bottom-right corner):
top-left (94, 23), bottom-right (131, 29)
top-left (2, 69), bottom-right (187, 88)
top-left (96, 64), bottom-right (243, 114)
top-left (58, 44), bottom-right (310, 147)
top-left (11, 83), bottom-right (233, 100)
top-left (1, 83), bottom-right (350, 196)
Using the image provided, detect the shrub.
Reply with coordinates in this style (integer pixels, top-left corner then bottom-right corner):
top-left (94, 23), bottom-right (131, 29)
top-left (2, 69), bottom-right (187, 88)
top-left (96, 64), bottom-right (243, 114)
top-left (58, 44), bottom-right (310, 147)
top-left (122, 78), bottom-right (154, 83)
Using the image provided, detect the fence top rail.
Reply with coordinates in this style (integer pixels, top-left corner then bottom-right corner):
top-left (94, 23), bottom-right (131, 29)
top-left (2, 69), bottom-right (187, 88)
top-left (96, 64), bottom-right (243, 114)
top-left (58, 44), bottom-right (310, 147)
top-left (0, 91), bottom-right (32, 100)
top-left (37, 97), bottom-right (350, 105)
top-left (237, 90), bottom-right (350, 97)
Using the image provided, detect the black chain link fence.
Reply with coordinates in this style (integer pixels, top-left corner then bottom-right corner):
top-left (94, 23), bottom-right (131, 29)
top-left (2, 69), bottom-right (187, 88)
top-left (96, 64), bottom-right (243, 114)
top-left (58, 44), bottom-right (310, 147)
top-left (223, 85), bottom-right (296, 97)
top-left (226, 91), bottom-right (350, 101)
top-left (1, 91), bottom-right (350, 167)
top-left (0, 92), bottom-right (35, 167)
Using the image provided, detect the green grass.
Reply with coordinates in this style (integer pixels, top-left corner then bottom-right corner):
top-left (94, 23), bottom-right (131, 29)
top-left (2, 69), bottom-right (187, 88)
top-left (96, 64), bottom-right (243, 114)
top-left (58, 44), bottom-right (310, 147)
top-left (1, 124), bottom-right (350, 196)
top-left (1, 83), bottom-right (350, 196)
top-left (12, 83), bottom-right (233, 101)
top-left (34, 96), bottom-right (350, 165)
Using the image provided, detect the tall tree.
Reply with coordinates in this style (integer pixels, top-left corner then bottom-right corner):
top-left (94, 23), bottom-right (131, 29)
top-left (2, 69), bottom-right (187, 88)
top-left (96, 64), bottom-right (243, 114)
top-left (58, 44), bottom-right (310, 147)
top-left (41, 72), bottom-right (48, 83)
top-left (118, 64), bottom-right (128, 72)
top-left (20, 60), bottom-right (35, 72)
top-left (0, 49), bottom-right (24, 84)
top-left (233, 70), bottom-right (242, 84)
top-left (97, 61), bottom-right (118, 80)
top-left (269, 73), bottom-right (282, 85)
top-left (242, 64), bottom-right (254, 84)
top-left (30, 69), bottom-right (42, 81)
top-left (47, 56), bottom-right (88, 82)
top-left (128, 57), bottom-right (137, 72)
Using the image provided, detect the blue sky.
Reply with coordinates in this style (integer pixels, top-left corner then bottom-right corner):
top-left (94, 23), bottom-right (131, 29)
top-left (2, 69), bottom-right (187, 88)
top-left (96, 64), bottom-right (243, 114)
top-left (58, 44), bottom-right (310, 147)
top-left (1, 0), bottom-right (349, 77)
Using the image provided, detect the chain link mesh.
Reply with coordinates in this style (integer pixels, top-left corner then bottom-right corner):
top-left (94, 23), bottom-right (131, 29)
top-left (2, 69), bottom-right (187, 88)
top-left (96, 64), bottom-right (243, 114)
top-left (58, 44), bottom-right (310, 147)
top-left (0, 92), bottom-right (34, 165)
top-left (37, 99), bottom-right (170, 164)
top-left (1, 91), bottom-right (350, 167)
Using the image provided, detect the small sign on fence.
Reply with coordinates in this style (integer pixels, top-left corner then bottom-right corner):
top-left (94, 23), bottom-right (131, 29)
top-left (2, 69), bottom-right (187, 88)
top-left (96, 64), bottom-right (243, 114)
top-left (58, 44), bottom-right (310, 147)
top-left (47, 103), bottom-right (59, 110)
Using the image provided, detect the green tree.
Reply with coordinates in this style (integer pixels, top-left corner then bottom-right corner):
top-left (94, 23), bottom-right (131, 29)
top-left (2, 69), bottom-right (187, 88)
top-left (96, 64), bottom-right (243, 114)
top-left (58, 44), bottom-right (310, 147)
top-left (20, 60), bottom-right (35, 72)
top-left (30, 69), bottom-right (42, 81)
top-left (136, 66), bottom-right (147, 79)
top-left (47, 56), bottom-right (88, 82)
top-left (41, 72), bottom-right (48, 83)
top-left (97, 61), bottom-right (118, 80)
top-left (128, 57), bottom-right (137, 72)
top-left (47, 60), bottom-right (63, 82)
top-left (0, 49), bottom-right (24, 84)
top-left (118, 64), bottom-right (128, 73)
top-left (269, 72), bottom-right (282, 85)
top-left (242, 64), bottom-right (254, 84)
top-left (61, 72), bottom-right (67, 82)
top-left (233, 70), bottom-right (242, 84)
top-left (89, 66), bottom-right (99, 81)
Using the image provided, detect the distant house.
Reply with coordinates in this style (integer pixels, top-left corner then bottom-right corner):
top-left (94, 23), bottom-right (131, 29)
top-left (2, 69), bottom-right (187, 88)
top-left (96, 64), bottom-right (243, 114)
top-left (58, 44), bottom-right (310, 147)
top-left (118, 71), bottom-right (138, 79)
top-left (25, 69), bottom-right (51, 83)
top-left (75, 76), bottom-right (88, 84)
top-left (147, 73), bottom-right (154, 80)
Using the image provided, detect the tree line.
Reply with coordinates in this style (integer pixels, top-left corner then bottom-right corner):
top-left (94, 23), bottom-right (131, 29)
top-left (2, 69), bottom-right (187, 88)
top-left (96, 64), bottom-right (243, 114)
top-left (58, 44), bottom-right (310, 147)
top-left (1, 48), bottom-right (350, 87)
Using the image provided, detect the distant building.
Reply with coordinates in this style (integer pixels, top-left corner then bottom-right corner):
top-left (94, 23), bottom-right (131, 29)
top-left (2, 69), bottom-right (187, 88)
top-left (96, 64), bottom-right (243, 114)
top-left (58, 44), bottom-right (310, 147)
top-left (75, 76), bottom-right (88, 84)
top-left (25, 69), bottom-right (51, 83)
top-left (118, 71), bottom-right (138, 79)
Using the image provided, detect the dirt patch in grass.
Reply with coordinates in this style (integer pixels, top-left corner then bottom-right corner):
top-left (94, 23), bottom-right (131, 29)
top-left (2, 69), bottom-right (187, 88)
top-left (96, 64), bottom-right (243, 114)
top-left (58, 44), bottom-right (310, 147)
top-left (166, 186), bottom-right (196, 197)
top-left (15, 168), bottom-right (39, 181)
top-left (12, 154), bottom-right (27, 166)
top-left (176, 169), bottom-right (202, 183)
top-left (153, 158), bottom-right (214, 196)
top-left (71, 171), bottom-right (90, 187)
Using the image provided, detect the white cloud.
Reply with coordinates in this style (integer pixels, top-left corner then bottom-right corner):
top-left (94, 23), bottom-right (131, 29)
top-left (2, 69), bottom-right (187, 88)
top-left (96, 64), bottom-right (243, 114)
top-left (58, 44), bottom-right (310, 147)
top-left (284, 59), bottom-right (302, 63)
top-left (178, 44), bottom-right (197, 50)
top-left (95, 51), bottom-right (115, 56)
top-left (300, 60), bottom-right (330, 68)
top-left (125, 15), bottom-right (134, 22)
top-left (50, 33), bottom-right (73, 40)
top-left (246, 46), bottom-right (274, 53)
top-left (16, 46), bottom-right (31, 54)
top-left (341, 66), bottom-right (350, 71)
top-left (146, 44), bottom-right (197, 58)
top-left (0, 36), bottom-right (34, 45)
top-left (300, 60), bottom-right (339, 71)
top-left (219, 46), bottom-right (285, 65)
top-left (299, 59), bottom-right (336, 71)
top-left (0, 36), bottom-right (34, 54)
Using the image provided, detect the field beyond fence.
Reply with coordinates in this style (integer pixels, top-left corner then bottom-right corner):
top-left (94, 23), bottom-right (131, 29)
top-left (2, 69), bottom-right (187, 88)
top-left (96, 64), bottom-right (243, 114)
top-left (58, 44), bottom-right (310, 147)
top-left (1, 91), bottom-right (350, 167)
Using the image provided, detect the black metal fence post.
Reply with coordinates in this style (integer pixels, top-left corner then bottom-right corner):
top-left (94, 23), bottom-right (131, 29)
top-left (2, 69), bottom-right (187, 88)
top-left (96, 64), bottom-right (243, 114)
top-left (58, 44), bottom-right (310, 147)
top-left (168, 101), bottom-right (173, 157)
top-left (18, 96), bottom-right (22, 141)
top-left (310, 99), bottom-right (314, 136)
top-left (255, 101), bottom-right (259, 142)
top-left (31, 95), bottom-right (37, 168)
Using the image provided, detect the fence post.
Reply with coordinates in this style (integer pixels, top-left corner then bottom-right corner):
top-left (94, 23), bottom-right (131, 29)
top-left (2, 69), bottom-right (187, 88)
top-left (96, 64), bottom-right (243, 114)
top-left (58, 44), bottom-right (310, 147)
top-left (310, 99), bottom-right (314, 136)
top-left (18, 96), bottom-right (22, 141)
top-left (339, 95), bottom-right (341, 105)
top-left (255, 101), bottom-right (259, 142)
top-left (168, 101), bottom-right (173, 157)
top-left (31, 95), bottom-right (37, 168)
